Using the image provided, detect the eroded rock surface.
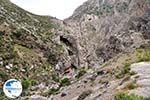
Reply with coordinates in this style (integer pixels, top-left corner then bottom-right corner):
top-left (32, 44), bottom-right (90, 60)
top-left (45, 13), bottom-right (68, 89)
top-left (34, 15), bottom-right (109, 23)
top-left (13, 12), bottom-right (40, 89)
top-left (130, 62), bottom-right (150, 98)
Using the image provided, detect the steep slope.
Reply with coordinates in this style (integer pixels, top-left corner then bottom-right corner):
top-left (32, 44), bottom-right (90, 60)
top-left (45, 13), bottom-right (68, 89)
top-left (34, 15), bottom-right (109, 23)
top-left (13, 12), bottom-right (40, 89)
top-left (60, 0), bottom-right (149, 68)
top-left (50, 46), bottom-right (150, 100)
top-left (46, 0), bottom-right (150, 99)
top-left (0, 0), bottom-right (66, 87)
top-left (0, 0), bottom-right (149, 100)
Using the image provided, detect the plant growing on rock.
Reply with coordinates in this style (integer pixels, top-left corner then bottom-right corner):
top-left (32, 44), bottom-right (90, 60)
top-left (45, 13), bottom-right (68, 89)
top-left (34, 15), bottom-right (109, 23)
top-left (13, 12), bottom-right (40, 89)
top-left (77, 90), bottom-right (92, 100)
top-left (76, 70), bottom-right (86, 79)
top-left (60, 78), bottom-right (71, 87)
top-left (115, 92), bottom-right (145, 100)
top-left (22, 78), bottom-right (37, 90)
top-left (42, 87), bottom-right (60, 97)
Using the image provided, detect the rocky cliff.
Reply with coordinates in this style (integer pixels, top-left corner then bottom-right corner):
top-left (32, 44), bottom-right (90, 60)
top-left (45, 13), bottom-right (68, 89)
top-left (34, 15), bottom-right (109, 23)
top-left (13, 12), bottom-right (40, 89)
top-left (62, 0), bottom-right (149, 68)
top-left (0, 0), bottom-right (149, 100)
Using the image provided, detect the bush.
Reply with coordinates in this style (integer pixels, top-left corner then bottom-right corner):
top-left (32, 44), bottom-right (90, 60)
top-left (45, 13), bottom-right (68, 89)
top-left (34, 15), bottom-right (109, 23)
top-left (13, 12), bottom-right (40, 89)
top-left (0, 90), bottom-right (7, 100)
top-left (137, 47), bottom-right (150, 62)
top-left (124, 81), bottom-right (138, 90)
top-left (77, 90), bottom-right (92, 100)
top-left (60, 78), bottom-right (71, 86)
top-left (22, 79), bottom-right (31, 90)
top-left (115, 63), bottom-right (131, 79)
top-left (76, 70), bottom-right (86, 79)
top-left (0, 71), bottom-right (9, 81)
top-left (12, 28), bottom-right (26, 38)
top-left (115, 71), bottom-right (124, 79)
top-left (52, 74), bottom-right (60, 82)
top-left (138, 56), bottom-right (150, 62)
top-left (22, 79), bottom-right (37, 90)
top-left (114, 92), bottom-right (145, 100)
top-left (122, 63), bottom-right (130, 74)
top-left (42, 88), bottom-right (59, 96)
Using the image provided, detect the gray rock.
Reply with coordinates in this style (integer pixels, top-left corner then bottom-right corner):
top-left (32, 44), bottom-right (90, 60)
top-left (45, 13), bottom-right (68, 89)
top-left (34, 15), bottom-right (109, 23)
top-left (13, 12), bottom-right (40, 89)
top-left (129, 62), bottom-right (150, 98)
top-left (29, 95), bottom-right (47, 100)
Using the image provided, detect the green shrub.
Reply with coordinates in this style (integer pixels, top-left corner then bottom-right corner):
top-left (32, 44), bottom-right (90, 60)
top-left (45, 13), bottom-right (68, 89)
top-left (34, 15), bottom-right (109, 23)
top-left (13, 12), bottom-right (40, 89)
top-left (52, 74), bottom-right (60, 82)
top-left (12, 28), bottom-right (26, 38)
top-left (138, 56), bottom-right (150, 62)
top-left (122, 63), bottom-right (130, 74)
top-left (124, 81), bottom-right (138, 90)
top-left (116, 63), bottom-right (131, 79)
top-left (77, 90), bottom-right (92, 100)
top-left (0, 71), bottom-right (9, 81)
top-left (0, 90), bottom-right (7, 100)
top-left (42, 87), bottom-right (59, 96)
top-left (0, 31), bottom-right (4, 36)
top-left (60, 78), bottom-right (70, 86)
top-left (137, 47), bottom-right (150, 62)
top-left (22, 79), bottom-right (37, 90)
top-left (22, 79), bottom-right (31, 90)
top-left (146, 0), bottom-right (150, 3)
top-left (76, 70), bottom-right (86, 79)
top-left (114, 92), bottom-right (145, 100)
top-left (12, 67), bottom-right (19, 72)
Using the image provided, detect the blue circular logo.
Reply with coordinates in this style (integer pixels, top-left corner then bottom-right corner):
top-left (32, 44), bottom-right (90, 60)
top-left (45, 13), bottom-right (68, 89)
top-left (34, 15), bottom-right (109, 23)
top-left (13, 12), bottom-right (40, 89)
top-left (3, 79), bottom-right (22, 99)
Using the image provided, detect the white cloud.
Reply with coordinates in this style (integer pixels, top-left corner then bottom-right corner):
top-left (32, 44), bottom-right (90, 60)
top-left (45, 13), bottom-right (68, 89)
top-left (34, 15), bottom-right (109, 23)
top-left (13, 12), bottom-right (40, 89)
top-left (10, 0), bottom-right (87, 20)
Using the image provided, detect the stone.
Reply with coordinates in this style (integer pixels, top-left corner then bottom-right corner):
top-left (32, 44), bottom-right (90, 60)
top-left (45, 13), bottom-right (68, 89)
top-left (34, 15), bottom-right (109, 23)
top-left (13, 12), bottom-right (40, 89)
top-left (5, 65), bottom-right (11, 70)
top-left (30, 95), bottom-right (47, 100)
top-left (61, 92), bottom-right (67, 97)
top-left (129, 62), bottom-right (150, 98)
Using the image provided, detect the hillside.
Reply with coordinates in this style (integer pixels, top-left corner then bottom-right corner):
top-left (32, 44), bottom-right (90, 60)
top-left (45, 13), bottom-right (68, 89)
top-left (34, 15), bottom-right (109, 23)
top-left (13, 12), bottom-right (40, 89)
top-left (0, 0), bottom-right (68, 96)
top-left (0, 0), bottom-right (149, 100)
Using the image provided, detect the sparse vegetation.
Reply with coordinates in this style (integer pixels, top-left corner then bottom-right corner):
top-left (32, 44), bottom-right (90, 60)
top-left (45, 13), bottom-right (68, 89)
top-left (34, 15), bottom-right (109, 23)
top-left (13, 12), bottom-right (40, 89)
top-left (146, 0), bottom-right (150, 3)
top-left (52, 74), bottom-right (60, 82)
top-left (12, 28), bottom-right (25, 38)
top-left (114, 92), bottom-right (147, 100)
top-left (115, 63), bottom-right (131, 79)
top-left (60, 78), bottom-right (71, 86)
top-left (123, 81), bottom-right (139, 90)
top-left (0, 71), bottom-right (9, 81)
top-left (76, 70), bottom-right (86, 79)
top-left (42, 87), bottom-right (60, 97)
top-left (22, 79), bottom-right (37, 90)
top-left (115, 46), bottom-right (150, 79)
top-left (41, 32), bottom-right (54, 42)
top-left (136, 46), bottom-right (150, 62)
top-left (22, 79), bottom-right (31, 90)
top-left (122, 63), bottom-right (131, 74)
top-left (77, 90), bottom-right (92, 100)
top-left (0, 90), bottom-right (8, 100)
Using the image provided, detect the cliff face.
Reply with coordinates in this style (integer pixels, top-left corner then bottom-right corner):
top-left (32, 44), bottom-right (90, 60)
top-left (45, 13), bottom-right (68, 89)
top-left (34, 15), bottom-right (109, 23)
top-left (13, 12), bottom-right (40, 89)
top-left (0, 0), bottom-right (150, 99)
top-left (55, 0), bottom-right (150, 69)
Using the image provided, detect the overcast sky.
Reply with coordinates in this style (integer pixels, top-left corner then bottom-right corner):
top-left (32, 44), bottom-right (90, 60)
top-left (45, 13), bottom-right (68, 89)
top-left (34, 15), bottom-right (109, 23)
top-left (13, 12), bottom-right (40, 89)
top-left (10, 0), bottom-right (87, 20)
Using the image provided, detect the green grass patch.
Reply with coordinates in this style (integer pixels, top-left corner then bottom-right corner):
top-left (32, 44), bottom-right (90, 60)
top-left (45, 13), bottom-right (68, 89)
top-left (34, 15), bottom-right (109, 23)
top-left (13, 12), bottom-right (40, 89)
top-left (77, 90), bottom-right (92, 100)
top-left (137, 47), bottom-right (150, 62)
top-left (114, 92), bottom-right (150, 100)
top-left (0, 71), bottom-right (9, 81)
top-left (51, 74), bottom-right (60, 83)
top-left (124, 81), bottom-right (139, 90)
top-left (76, 70), bottom-right (86, 79)
top-left (22, 78), bottom-right (37, 90)
top-left (60, 78), bottom-right (71, 87)
top-left (42, 87), bottom-right (60, 97)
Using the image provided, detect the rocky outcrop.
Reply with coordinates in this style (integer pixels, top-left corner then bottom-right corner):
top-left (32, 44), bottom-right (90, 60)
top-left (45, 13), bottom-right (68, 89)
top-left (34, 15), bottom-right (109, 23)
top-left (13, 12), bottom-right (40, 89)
top-left (53, 0), bottom-right (149, 69)
top-left (130, 62), bottom-right (150, 98)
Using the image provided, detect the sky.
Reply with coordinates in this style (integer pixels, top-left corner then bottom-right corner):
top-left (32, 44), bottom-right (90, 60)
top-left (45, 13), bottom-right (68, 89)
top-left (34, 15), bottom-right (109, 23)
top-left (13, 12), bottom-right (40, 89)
top-left (10, 0), bottom-right (88, 20)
